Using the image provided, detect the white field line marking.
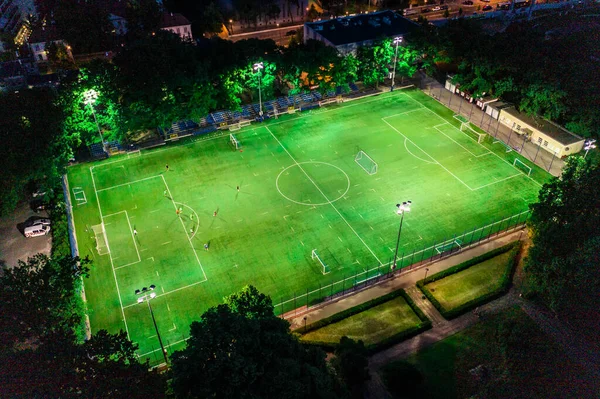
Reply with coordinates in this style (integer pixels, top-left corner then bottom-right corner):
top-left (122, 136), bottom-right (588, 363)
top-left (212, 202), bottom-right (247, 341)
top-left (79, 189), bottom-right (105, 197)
top-left (381, 119), bottom-right (473, 191)
top-left (114, 261), bottom-right (142, 270)
top-left (150, 209), bottom-right (161, 213)
top-left (265, 126), bottom-right (382, 265)
top-left (124, 210), bottom-right (141, 262)
top-left (123, 280), bottom-right (209, 309)
top-left (433, 124), bottom-right (492, 158)
top-left (402, 138), bottom-right (437, 165)
top-left (138, 337), bottom-right (188, 358)
top-left (161, 241), bottom-right (172, 245)
top-left (162, 175), bottom-right (207, 282)
top-left (89, 167), bottom-right (129, 337)
top-left (96, 175), bottom-right (162, 192)
top-left (471, 173), bottom-right (522, 190)
top-left (401, 92), bottom-right (543, 188)
top-left (175, 202), bottom-right (200, 240)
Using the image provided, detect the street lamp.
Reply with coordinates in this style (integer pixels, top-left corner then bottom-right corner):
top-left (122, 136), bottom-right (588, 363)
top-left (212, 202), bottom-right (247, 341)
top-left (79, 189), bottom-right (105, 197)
top-left (229, 19), bottom-right (233, 34)
top-left (392, 201), bottom-right (412, 271)
top-left (584, 139), bottom-right (596, 159)
top-left (135, 285), bottom-right (169, 366)
top-left (83, 89), bottom-right (105, 145)
top-left (253, 62), bottom-right (264, 117)
top-left (424, 267), bottom-right (430, 281)
top-left (390, 37), bottom-right (403, 92)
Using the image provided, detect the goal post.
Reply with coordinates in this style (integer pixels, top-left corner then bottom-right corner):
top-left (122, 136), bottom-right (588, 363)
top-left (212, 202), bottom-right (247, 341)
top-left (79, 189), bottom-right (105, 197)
top-left (513, 158), bottom-right (532, 176)
top-left (355, 150), bottom-right (378, 175)
top-left (311, 249), bottom-right (330, 275)
top-left (460, 122), bottom-right (486, 144)
top-left (230, 133), bottom-right (241, 150)
top-left (91, 223), bottom-right (110, 255)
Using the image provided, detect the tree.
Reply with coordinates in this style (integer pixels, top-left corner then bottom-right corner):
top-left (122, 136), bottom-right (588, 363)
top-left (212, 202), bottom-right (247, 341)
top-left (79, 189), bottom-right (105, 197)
top-left (54, 0), bottom-right (114, 54)
top-left (171, 285), bottom-right (337, 399)
top-left (525, 157), bottom-right (600, 334)
top-left (46, 41), bottom-right (75, 71)
top-left (332, 337), bottom-right (370, 398)
top-left (356, 38), bottom-right (394, 87)
top-left (0, 254), bottom-right (89, 345)
top-left (0, 88), bottom-right (69, 216)
top-left (197, 2), bottom-right (225, 36)
top-left (124, 0), bottom-right (162, 39)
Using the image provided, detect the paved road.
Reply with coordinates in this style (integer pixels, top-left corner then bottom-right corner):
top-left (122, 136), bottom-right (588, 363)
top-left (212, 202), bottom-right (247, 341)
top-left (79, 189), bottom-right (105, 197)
top-left (228, 25), bottom-right (303, 46)
top-left (0, 202), bottom-right (52, 269)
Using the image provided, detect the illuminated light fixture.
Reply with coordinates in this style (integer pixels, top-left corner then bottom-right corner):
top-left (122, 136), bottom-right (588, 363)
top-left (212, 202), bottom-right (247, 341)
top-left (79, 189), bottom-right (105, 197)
top-left (392, 201), bottom-right (412, 271)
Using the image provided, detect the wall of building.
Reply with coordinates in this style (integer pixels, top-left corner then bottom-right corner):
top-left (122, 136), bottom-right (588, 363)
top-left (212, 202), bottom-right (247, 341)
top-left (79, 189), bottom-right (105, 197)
top-left (162, 25), bottom-right (192, 41)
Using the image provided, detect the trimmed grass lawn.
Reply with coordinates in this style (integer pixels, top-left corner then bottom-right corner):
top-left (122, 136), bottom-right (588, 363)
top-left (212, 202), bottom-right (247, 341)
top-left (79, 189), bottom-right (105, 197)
top-left (381, 307), bottom-right (595, 399)
top-left (300, 296), bottom-right (421, 346)
top-left (425, 250), bottom-right (512, 310)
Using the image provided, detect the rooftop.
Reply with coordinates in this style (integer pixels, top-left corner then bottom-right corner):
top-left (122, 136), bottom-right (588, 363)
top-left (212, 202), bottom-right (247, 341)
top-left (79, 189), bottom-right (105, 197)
top-left (305, 10), bottom-right (418, 46)
top-left (503, 107), bottom-right (583, 145)
top-left (28, 25), bottom-right (61, 44)
top-left (159, 12), bottom-right (190, 29)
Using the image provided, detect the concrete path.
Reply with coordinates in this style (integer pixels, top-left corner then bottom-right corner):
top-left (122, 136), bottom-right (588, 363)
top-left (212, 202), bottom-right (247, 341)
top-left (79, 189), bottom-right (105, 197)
top-left (288, 229), bottom-right (525, 330)
top-left (404, 286), bottom-right (445, 327)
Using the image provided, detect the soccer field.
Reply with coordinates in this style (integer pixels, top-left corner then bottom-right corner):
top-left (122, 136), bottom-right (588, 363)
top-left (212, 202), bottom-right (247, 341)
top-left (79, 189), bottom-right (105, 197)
top-left (66, 89), bottom-right (549, 363)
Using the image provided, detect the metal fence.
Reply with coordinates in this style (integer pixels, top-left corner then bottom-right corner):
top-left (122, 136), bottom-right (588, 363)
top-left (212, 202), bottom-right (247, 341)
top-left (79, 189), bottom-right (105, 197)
top-left (274, 210), bottom-right (530, 318)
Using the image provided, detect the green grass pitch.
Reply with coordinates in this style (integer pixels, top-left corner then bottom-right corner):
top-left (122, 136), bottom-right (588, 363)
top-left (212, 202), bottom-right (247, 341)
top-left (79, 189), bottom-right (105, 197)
top-left (66, 88), bottom-right (549, 363)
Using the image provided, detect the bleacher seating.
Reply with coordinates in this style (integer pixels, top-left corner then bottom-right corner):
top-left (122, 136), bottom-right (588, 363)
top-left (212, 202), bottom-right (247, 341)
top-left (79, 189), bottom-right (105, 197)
top-left (89, 143), bottom-right (107, 158)
top-left (350, 83), bottom-right (359, 92)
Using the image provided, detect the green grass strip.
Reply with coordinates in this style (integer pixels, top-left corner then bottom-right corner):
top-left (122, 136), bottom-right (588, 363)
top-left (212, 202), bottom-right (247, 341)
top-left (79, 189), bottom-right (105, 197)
top-left (417, 241), bottom-right (521, 319)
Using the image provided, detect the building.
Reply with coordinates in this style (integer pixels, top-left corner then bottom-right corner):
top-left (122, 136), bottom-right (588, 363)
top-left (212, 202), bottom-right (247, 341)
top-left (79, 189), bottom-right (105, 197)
top-left (303, 10), bottom-right (417, 55)
top-left (27, 24), bottom-right (72, 63)
top-left (484, 100), bottom-right (512, 120)
top-left (0, 59), bottom-right (25, 91)
top-left (0, 0), bottom-right (36, 51)
top-left (498, 106), bottom-right (585, 157)
top-left (159, 12), bottom-right (192, 41)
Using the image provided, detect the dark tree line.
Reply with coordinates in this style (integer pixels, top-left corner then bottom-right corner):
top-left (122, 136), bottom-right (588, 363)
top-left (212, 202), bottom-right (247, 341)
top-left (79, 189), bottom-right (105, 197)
top-left (412, 15), bottom-right (600, 139)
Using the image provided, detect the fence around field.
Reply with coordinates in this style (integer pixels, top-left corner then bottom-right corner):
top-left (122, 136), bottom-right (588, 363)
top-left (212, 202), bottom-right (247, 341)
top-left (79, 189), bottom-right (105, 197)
top-left (274, 210), bottom-right (530, 318)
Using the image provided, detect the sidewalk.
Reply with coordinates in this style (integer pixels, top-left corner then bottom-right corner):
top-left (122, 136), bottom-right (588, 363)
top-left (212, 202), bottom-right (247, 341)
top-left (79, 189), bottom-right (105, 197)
top-left (288, 228), bottom-right (525, 330)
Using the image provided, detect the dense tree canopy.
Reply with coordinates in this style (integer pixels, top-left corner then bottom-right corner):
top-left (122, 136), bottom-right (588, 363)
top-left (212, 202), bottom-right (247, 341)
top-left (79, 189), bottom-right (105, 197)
top-left (526, 157), bottom-right (600, 336)
top-left (171, 285), bottom-right (337, 399)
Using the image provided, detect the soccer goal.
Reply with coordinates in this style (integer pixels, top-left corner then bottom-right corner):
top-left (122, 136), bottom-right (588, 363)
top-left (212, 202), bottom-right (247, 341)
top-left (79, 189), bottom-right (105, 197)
top-left (435, 238), bottom-right (463, 255)
top-left (127, 149), bottom-right (141, 158)
top-left (230, 133), bottom-right (241, 150)
top-left (513, 158), bottom-right (532, 176)
top-left (460, 123), bottom-right (486, 144)
top-left (91, 223), bottom-right (110, 255)
top-left (72, 187), bottom-right (87, 206)
top-left (493, 140), bottom-right (513, 153)
top-left (311, 249), bottom-right (330, 275)
top-left (355, 150), bottom-right (378, 175)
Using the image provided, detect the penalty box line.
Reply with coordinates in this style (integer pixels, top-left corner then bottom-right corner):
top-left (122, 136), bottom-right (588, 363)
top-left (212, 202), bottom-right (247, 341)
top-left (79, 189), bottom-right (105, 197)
top-left (401, 92), bottom-right (542, 188)
top-left (264, 126), bottom-right (383, 266)
top-left (90, 167), bottom-right (130, 338)
top-left (102, 210), bottom-right (142, 270)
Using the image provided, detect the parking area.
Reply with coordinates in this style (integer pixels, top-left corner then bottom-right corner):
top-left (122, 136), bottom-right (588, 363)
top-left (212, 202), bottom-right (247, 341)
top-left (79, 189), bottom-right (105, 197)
top-left (0, 202), bottom-right (52, 270)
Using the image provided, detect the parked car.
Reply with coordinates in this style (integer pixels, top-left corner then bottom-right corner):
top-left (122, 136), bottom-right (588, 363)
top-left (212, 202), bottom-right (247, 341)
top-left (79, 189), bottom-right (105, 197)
top-left (30, 199), bottom-right (48, 213)
top-left (462, 0), bottom-right (473, 4)
top-left (421, 7), bottom-right (432, 13)
top-left (483, 5), bottom-right (493, 10)
top-left (24, 224), bottom-right (51, 238)
top-left (432, 5), bottom-right (441, 11)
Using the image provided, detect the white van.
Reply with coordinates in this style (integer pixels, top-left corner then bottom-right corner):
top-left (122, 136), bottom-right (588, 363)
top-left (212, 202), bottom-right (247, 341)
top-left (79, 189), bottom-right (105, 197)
top-left (24, 224), bottom-right (51, 238)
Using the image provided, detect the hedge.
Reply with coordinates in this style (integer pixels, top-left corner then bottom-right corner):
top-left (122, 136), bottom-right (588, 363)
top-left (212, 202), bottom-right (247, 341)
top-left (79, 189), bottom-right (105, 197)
top-left (299, 288), bottom-right (432, 354)
top-left (417, 241), bottom-right (522, 320)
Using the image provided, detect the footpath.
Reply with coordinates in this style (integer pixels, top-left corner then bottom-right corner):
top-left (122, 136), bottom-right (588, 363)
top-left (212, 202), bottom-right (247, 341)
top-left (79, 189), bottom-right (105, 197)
top-left (287, 229), bottom-right (525, 331)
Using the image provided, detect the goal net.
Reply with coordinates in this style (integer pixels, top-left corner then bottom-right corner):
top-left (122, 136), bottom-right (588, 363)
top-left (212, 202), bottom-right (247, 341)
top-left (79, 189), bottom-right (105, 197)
top-left (355, 150), bottom-right (378, 175)
top-left (435, 238), bottom-right (463, 255)
top-left (513, 158), bottom-right (532, 176)
top-left (91, 223), bottom-right (110, 255)
top-left (311, 249), bottom-right (330, 275)
top-left (460, 123), bottom-right (486, 144)
top-left (230, 134), bottom-right (241, 150)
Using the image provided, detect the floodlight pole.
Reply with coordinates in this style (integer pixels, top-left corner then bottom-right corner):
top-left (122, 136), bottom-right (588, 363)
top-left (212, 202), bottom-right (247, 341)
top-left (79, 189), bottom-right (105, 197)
top-left (83, 89), bottom-right (105, 145)
top-left (136, 286), bottom-right (168, 366)
top-left (584, 139), bottom-right (596, 159)
top-left (392, 201), bottom-right (412, 271)
top-left (254, 62), bottom-right (264, 117)
top-left (391, 37), bottom-right (402, 91)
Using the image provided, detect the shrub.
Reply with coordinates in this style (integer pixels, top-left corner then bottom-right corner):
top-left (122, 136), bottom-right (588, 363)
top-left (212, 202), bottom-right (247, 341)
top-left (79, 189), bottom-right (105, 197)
top-left (417, 242), bottom-right (522, 319)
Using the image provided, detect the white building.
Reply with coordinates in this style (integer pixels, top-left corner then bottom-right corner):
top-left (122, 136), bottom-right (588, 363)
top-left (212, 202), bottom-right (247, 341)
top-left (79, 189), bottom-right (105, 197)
top-left (304, 10), bottom-right (417, 55)
top-left (0, 0), bottom-right (36, 51)
top-left (159, 12), bottom-right (192, 41)
top-left (498, 106), bottom-right (585, 158)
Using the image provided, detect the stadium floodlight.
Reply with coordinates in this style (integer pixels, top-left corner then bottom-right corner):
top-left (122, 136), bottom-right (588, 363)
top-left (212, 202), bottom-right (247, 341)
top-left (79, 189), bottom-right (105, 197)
top-left (584, 139), bottom-right (596, 159)
top-left (82, 89), bottom-right (105, 145)
top-left (253, 62), bottom-right (264, 117)
top-left (392, 201), bottom-right (412, 271)
top-left (390, 37), bottom-right (403, 92)
top-left (135, 284), bottom-right (168, 365)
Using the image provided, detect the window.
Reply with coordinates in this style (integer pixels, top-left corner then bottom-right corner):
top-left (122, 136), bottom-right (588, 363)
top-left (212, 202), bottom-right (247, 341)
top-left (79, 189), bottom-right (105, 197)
top-left (543, 141), bottom-right (548, 147)
top-left (176, 28), bottom-right (180, 34)
top-left (537, 137), bottom-right (542, 144)
top-left (516, 124), bottom-right (521, 131)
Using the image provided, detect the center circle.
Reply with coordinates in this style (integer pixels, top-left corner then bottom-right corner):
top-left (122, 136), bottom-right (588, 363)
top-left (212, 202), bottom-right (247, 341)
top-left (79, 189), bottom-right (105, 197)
top-left (276, 162), bottom-right (350, 206)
